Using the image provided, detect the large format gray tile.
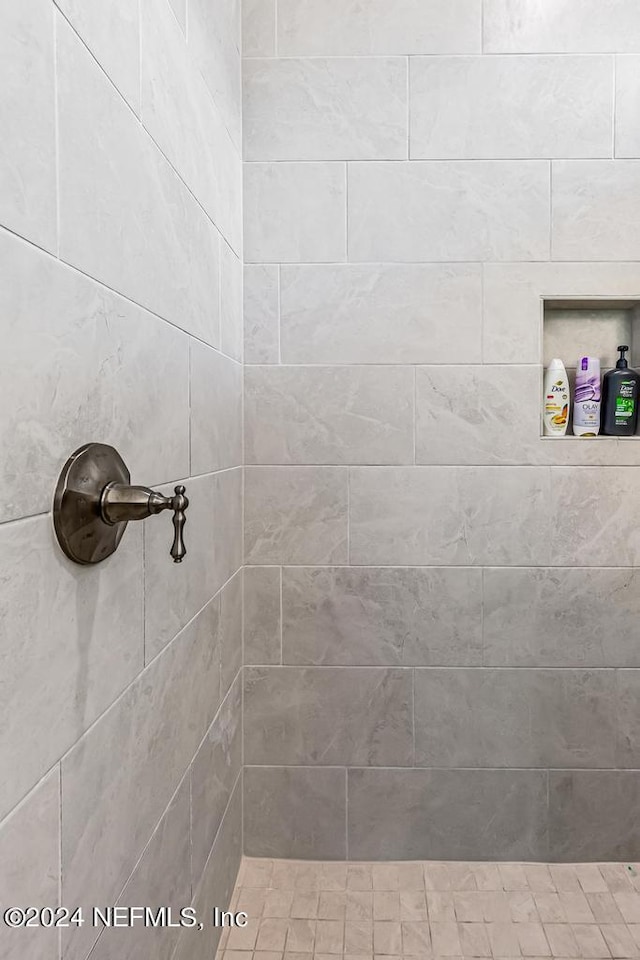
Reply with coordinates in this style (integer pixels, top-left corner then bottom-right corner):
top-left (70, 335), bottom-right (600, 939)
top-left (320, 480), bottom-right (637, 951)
top-left (244, 264), bottom-right (279, 363)
top-left (348, 768), bottom-right (548, 860)
top-left (484, 0), bottom-right (640, 53)
top-left (0, 770), bottom-right (59, 960)
top-left (244, 766), bottom-right (346, 859)
top-left (483, 261), bottom-right (640, 364)
top-left (416, 365), bottom-right (540, 465)
top-left (220, 240), bottom-right (243, 360)
top-left (174, 777), bottom-right (242, 960)
top-left (0, 515), bottom-right (143, 822)
top-left (220, 570), bottom-right (243, 700)
top-left (245, 366), bottom-right (414, 465)
top-left (57, 19), bottom-right (220, 344)
top-left (0, 234), bottom-right (189, 523)
top-left (277, 0), bottom-right (482, 55)
top-left (550, 468), bottom-right (640, 566)
top-left (242, 0), bottom-right (275, 56)
top-left (244, 57), bottom-right (407, 161)
top-left (213, 467), bottom-right (243, 592)
top-left (89, 778), bottom-right (191, 960)
top-left (55, 0), bottom-right (140, 110)
top-left (61, 598), bottom-right (221, 960)
top-left (616, 56), bottom-right (640, 158)
top-left (191, 676), bottom-right (242, 883)
top-left (188, 0), bottom-right (241, 150)
top-left (348, 161), bottom-right (550, 262)
top-left (190, 341), bottom-right (242, 475)
top-left (244, 162), bottom-right (346, 263)
top-left (411, 55), bottom-right (611, 160)
top-left (282, 567), bottom-right (482, 666)
top-left (614, 671), bottom-right (640, 768)
top-left (244, 666), bottom-right (413, 765)
top-left (350, 467), bottom-right (551, 566)
top-left (244, 566), bottom-right (281, 665)
top-left (484, 567), bottom-right (640, 667)
top-left (0, 0), bottom-right (56, 251)
top-left (414, 669), bottom-right (617, 769)
top-left (549, 771), bottom-right (640, 861)
top-left (280, 263), bottom-right (482, 364)
top-left (552, 161), bottom-right (640, 261)
top-left (245, 467), bottom-right (348, 564)
top-left (141, 0), bottom-right (241, 251)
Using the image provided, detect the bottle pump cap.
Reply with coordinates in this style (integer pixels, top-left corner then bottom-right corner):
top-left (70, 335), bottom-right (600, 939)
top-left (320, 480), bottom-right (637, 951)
top-left (617, 345), bottom-right (630, 369)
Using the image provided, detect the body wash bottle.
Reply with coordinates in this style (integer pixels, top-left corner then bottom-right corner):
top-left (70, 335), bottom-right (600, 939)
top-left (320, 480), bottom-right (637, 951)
top-left (573, 356), bottom-right (601, 436)
top-left (602, 345), bottom-right (640, 436)
top-left (543, 358), bottom-right (570, 436)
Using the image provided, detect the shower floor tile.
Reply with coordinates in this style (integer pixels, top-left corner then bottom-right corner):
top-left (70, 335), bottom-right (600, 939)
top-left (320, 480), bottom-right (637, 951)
top-left (216, 858), bottom-right (640, 959)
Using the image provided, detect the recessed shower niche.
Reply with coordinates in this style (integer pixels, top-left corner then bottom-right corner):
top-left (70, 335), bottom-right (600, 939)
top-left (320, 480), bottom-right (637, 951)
top-left (542, 298), bottom-right (640, 440)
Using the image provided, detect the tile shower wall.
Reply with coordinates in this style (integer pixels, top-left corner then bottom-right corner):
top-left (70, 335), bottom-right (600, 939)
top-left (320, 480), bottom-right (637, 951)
top-left (242, 0), bottom-right (640, 862)
top-left (0, 1), bottom-right (242, 958)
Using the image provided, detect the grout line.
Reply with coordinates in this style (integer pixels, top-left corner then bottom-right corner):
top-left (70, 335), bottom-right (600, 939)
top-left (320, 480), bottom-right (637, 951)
top-left (612, 55), bottom-right (617, 159)
top-left (274, 0), bottom-right (278, 57)
top-left (53, 9), bottom-right (61, 259)
top-left (279, 566), bottom-right (284, 664)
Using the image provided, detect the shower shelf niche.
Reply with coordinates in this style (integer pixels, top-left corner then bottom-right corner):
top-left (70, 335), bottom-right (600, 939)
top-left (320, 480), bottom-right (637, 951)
top-left (542, 297), bottom-right (640, 440)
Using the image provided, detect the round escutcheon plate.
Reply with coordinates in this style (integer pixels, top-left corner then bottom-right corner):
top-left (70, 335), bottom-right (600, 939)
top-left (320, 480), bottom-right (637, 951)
top-left (53, 443), bottom-right (131, 564)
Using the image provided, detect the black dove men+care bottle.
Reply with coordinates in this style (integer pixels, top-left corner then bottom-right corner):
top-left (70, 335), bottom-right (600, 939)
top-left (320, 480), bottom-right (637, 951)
top-left (602, 345), bottom-right (640, 436)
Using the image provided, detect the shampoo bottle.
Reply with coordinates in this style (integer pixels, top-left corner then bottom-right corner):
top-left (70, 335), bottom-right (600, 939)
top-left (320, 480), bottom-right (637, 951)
top-left (573, 356), bottom-right (601, 436)
top-left (602, 345), bottom-right (640, 436)
top-left (543, 358), bottom-right (570, 436)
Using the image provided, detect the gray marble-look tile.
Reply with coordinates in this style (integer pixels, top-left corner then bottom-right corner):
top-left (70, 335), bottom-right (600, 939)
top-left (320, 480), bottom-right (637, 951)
top-left (174, 776), bottom-right (242, 960)
top-left (244, 766), bottom-right (346, 859)
top-left (55, 0), bottom-right (140, 110)
top-left (350, 467), bottom-right (551, 566)
top-left (0, 770), bottom-right (59, 960)
top-left (280, 263), bottom-right (482, 363)
top-left (244, 162), bottom-right (346, 263)
top-left (0, 515), bottom-right (143, 822)
top-left (0, 0), bottom-right (56, 251)
top-left (242, 0), bottom-right (275, 56)
top-left (282, 566), bottom-right (482, 666)
top-left (614, 671), bottom-right (640, 768)
top-left (348, 768), bottom-right (548, 861)
top-left (188, 0), bottom-right (242, 151)
top-left (552, 161), bottom-right (640, 261)
top-left (244, 666), bottom-right (413, 765)
top-left (484, 567), bottom-right (640, 667)
top-left (616, 56), bottom-right (640, 158)
top-left (167, 0), bottom-right (186, 30)
top-left (416, 365), bottom-right (541, 465)
top-left (57, 19), bottom-right (220, 344)
top-left (221, 240), bottom-right (243, 361)
top-left (245, 467), bottom-right (348, 564)
top-left (484, 0), bottom-right (640, 53)
top-left (244, 264), bottom-right (280, 363)
top-left (482, 261), bottom-right (640, 365)
top-left (549, 771), bottom-right (640, 861)
top-left (213, 467), bottom-right (243, 591)
top-left (61, 598), bottom-right (221, 960)
top-left (244, 566), bottom-right (281, 665)
top-left (190, 341), bottom-right (242, 475)
top-left (89, 778), bottom-right (191, 960)
top-left (191, 675), bottom-right (242, 883)
top-left (277, 0), bottom-right (482, 55)
top-left (220, 570), bottom-right (243, 699)
top-left (550, 467), bottom-right (640, 566)
top-left (0, 233), bottom-right (189, 523)
top-left (244, 57), bottom-right (407, 161)
top-left (348, 161), bottom-right (550, 262)
top-left (414, 668), bottom-right (617, 769)
top-left (141, 0), bottom-right (241, 252)
top-left (245, 366), bottom-right (414, 465)
top-left (411, 55), bottom-right (612, 160)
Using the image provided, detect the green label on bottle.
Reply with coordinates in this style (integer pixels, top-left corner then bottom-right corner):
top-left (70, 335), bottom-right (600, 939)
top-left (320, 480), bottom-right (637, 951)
top-left (615, 397), bottom-right (635, 418)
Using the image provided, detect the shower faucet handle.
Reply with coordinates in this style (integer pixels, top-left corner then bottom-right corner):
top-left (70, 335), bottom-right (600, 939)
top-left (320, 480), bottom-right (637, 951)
top-left (101, 482), bottom-right (189, 563)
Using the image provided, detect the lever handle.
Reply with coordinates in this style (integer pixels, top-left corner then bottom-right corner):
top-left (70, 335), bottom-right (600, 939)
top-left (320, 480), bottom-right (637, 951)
top-left (169, 485), bottom-right (188, 563)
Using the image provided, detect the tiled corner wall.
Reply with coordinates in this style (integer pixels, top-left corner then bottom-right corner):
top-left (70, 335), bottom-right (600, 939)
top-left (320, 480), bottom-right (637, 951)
top-left (0, 1), bottom-right (242, 958)
top-left (241, 0), bottom-right (640, 863)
